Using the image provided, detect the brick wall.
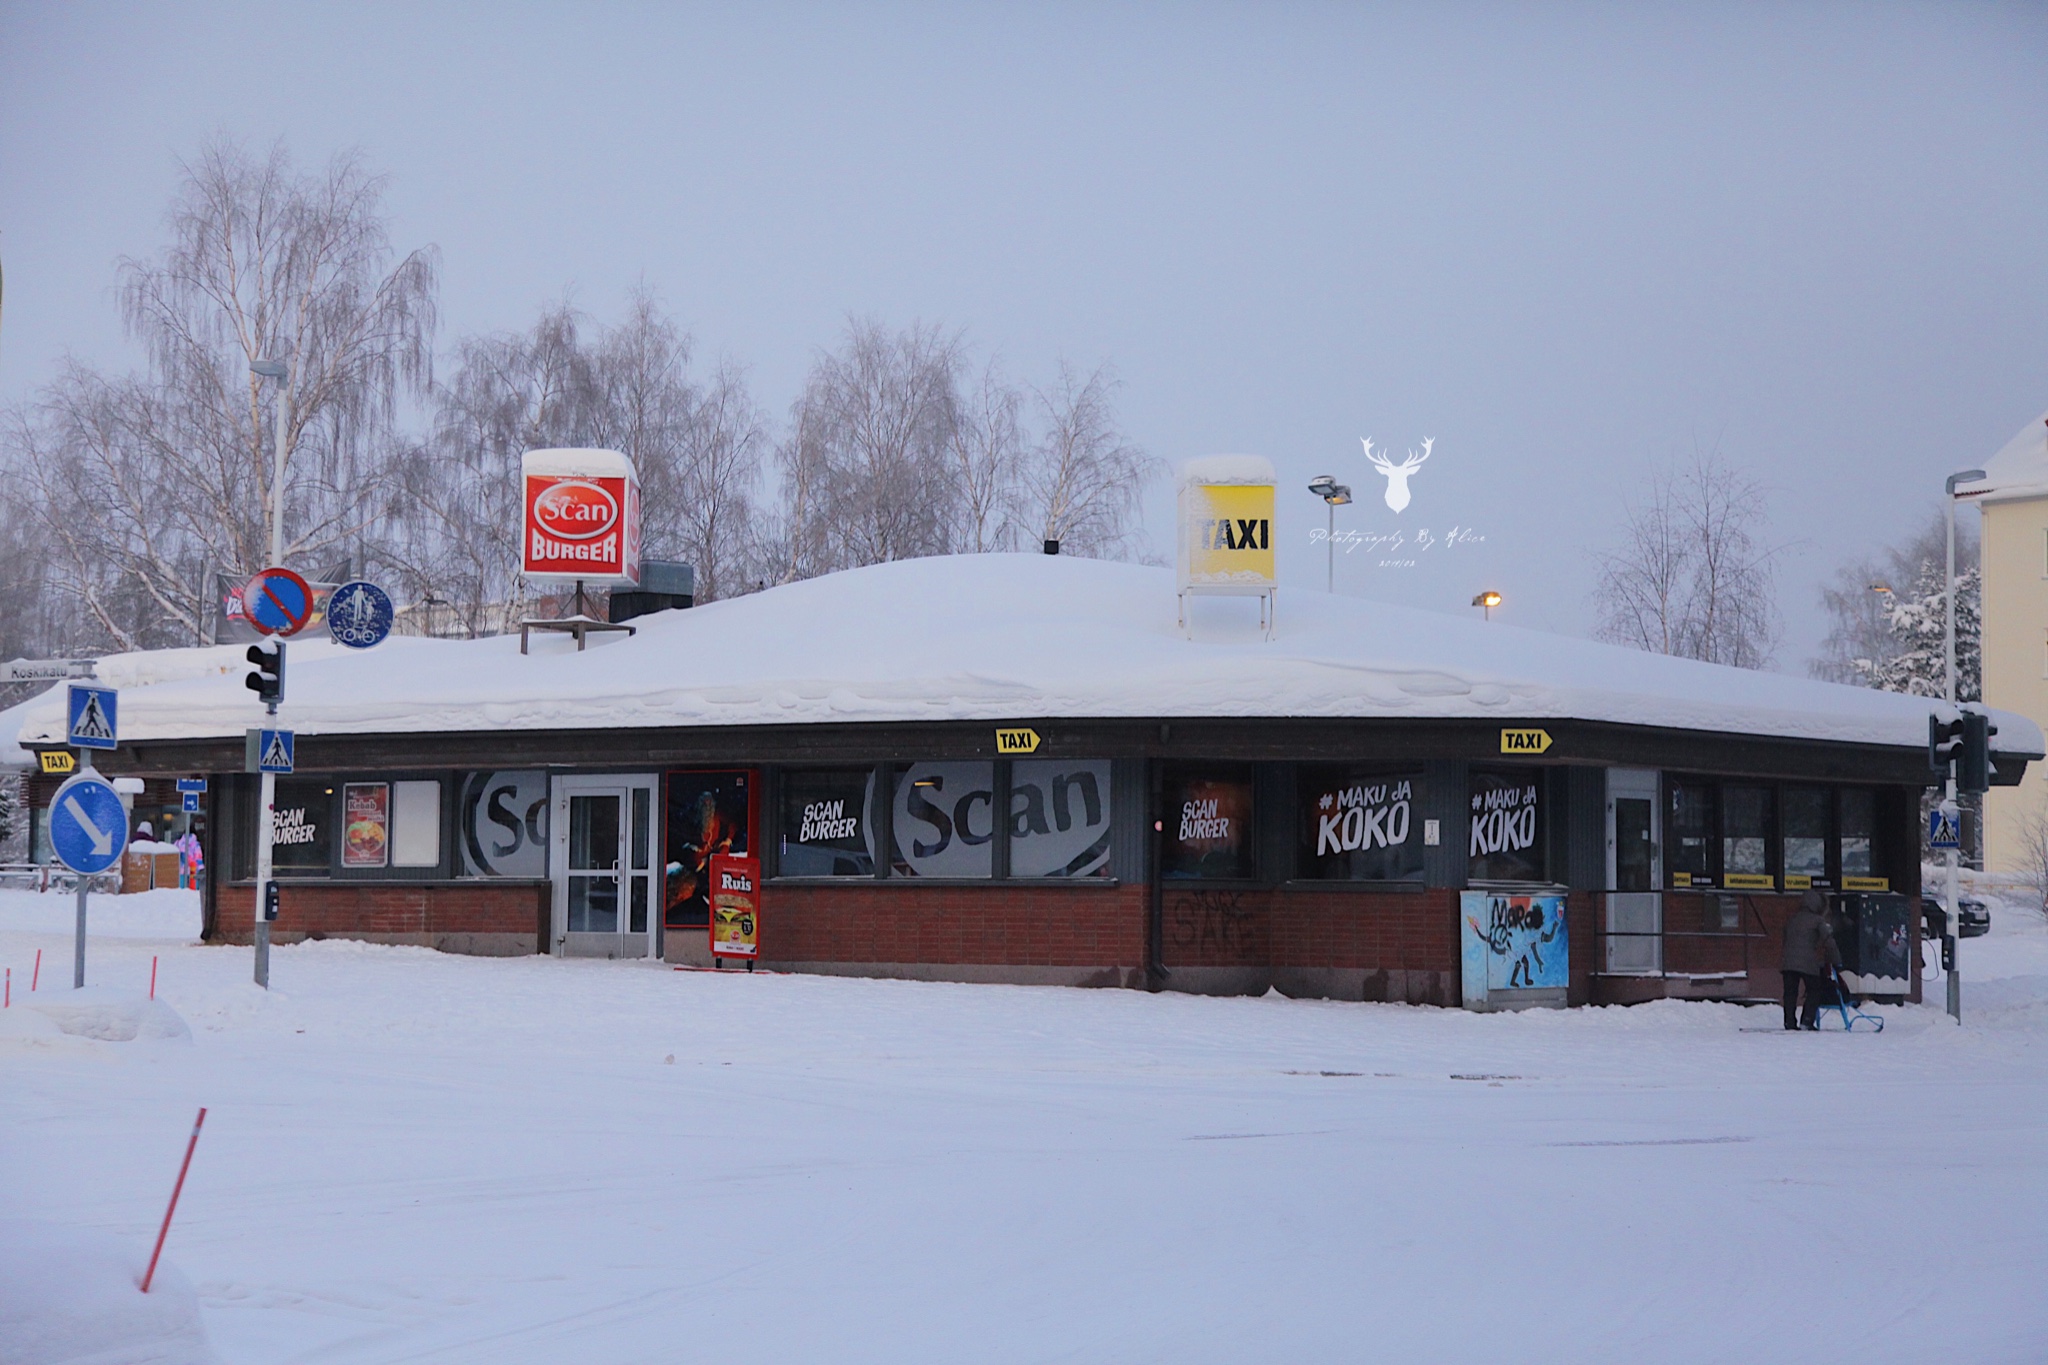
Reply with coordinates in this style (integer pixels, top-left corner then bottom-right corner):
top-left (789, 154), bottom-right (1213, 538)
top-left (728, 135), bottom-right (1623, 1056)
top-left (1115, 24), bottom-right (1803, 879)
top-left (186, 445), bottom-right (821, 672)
top-left (765, 881), bottom-right (1147, 969)
top-left (214, 880), bottom-right (548, 956)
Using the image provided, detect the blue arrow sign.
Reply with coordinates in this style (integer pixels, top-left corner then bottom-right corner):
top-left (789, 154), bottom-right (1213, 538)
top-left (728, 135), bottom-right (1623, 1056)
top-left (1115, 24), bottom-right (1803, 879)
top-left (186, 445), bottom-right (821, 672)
top-left (182, 791), bottom-right (200, 813)
top-left (258, 728), bottom-right (295, 774)
top-left (1929, 805), bottom-right (1961, 851)
top-left (50, 772), bottom-right (126, 874)
top-left (67, 685), bottom-right (118, 750)
top-left (327, 580), bottom-right (395, 649)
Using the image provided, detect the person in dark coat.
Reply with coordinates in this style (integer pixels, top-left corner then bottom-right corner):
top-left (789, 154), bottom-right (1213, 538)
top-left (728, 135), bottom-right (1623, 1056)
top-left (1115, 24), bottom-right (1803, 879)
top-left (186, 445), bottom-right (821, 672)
top-left (1782, 889), bottom-right (1842, 1030)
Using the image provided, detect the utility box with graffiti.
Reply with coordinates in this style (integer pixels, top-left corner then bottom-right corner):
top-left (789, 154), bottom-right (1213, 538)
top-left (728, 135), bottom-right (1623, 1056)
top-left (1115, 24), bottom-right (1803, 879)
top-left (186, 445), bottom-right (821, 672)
top-left (1459, 890), bottom-right (1569, 1010)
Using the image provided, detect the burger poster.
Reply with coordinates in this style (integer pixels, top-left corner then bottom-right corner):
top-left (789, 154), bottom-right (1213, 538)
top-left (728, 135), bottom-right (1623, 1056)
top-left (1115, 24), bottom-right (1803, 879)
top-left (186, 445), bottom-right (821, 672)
top-left (343, 783), bottom-right (390, 869)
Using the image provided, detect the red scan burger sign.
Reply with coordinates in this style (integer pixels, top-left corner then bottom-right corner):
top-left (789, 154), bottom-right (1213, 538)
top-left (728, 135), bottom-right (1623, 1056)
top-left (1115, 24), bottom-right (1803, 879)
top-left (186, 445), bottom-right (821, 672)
top-left (521, 447), bottom-right (642, 586)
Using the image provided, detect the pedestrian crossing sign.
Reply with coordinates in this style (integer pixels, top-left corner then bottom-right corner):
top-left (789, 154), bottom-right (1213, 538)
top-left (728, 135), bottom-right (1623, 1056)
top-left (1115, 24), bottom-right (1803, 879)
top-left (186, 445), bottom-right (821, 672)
top-left (1929, 804), bottom-right (1960, 852)
top-left (245, 726), bottom-right (296, 774)
top-left (66, 684), bottom-right (118, 750)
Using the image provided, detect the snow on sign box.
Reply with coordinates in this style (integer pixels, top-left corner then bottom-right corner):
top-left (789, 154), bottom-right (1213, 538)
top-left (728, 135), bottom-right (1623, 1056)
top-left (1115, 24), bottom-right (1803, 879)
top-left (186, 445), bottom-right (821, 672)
top-left (521, 448), bottom-right (642, 586)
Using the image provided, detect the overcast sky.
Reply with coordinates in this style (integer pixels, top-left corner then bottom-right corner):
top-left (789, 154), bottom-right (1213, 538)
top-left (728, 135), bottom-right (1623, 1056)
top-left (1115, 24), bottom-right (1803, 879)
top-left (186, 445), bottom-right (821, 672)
top-left (3, 3), bottom-right (2043, 662)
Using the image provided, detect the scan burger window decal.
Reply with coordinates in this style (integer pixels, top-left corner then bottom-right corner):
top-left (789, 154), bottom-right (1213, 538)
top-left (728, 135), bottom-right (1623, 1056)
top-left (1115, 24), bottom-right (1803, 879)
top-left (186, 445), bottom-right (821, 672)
top-left (521, 447), bottom-right (642, 585)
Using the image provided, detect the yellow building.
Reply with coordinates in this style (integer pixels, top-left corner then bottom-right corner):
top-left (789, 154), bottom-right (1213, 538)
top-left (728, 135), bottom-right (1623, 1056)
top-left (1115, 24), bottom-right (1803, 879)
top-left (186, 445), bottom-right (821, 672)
top-left (1961, 410), bottom-right (2048, 872)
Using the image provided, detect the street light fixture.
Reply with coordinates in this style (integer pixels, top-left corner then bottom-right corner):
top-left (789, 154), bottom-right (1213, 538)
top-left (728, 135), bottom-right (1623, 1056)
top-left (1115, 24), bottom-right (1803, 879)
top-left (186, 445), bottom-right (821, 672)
top-left (1307, 475), bottom-right (1352, 593)
top-left (1472, 590), bottom-right (1502, 621)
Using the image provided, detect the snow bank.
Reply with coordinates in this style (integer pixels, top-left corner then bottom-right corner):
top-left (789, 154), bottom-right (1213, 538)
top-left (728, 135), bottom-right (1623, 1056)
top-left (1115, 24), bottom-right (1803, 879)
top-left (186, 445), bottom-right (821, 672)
top-left (8, 554), bottom-right (2042, 758)
top-left (0, 1219), bottom-right (219, 1365)
top-left (23, 988), bottom-right (191, 1042)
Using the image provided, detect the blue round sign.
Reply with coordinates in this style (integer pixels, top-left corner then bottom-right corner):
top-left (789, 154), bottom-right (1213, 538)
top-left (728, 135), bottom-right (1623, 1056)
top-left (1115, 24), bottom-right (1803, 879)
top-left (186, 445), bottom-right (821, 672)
top-left (244, 567), bottom-right (315, 637)
top-left (49, 772), bottom-right (127, 875)
top-left (326, 580), bottom-right (395, 649)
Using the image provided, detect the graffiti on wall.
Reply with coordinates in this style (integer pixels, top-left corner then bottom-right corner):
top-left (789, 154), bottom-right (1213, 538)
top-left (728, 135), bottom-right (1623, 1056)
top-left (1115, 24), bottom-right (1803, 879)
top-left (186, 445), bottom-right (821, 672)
top-left (1168, 889), bottom-right (1268, 957)
top-left (1459, 890), bottom-right (1567, 1008)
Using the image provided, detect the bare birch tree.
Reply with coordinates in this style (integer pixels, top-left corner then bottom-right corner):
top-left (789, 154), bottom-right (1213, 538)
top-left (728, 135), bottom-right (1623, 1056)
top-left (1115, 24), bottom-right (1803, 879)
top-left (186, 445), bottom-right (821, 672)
top-left (773, 319), bottom-right (961, 576)
top-left (1594, 450), bottom-right (1778, 668)
top-left (949, 358), bottom-right (1026, 554)
top-left (1021, 362), bottom-right (1157, 558)
top-left (12, 140), bottom-right (436, 649)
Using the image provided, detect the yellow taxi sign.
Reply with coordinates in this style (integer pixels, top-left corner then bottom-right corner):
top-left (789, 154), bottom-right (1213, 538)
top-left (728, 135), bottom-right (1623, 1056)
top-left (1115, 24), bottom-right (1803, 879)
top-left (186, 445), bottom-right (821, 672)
top-left (1500, 728), bottom-right (1553, 755)
top-left (38, 750), bottom-right (76, 775)
top-left (995, 727), bottom-right (1041, 755)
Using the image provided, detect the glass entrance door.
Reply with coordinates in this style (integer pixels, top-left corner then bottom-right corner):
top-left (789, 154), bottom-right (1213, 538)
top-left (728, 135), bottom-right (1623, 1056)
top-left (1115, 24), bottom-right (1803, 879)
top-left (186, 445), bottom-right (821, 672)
top-left (1606, 768), bottom-right (1662, 974)
top-left (551, 775), bottom-right (659, 959)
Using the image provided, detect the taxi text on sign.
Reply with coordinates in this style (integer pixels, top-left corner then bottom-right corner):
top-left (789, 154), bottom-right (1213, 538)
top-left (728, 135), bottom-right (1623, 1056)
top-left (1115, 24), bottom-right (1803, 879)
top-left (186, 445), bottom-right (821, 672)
top-left (1500, 728), bottom-right (1553, 755)
top-left (995, 727), bottom-right (1041, 755)
top-left (38, 750), bottom-right (76, 775)
top-left (521, 448), bottom-right (642, 587)
top-left (1179, 482), bottom-right (1276, 589)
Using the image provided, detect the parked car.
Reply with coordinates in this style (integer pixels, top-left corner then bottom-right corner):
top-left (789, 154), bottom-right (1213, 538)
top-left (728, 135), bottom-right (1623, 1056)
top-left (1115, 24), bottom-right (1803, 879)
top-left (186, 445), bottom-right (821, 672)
top-left (1925, 894), bottom-right (1990, 940)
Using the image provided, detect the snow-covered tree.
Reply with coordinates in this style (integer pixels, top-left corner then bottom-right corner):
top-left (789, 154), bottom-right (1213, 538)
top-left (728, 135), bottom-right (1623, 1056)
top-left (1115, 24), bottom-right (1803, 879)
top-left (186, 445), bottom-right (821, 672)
top-left (1853, 561), bottom-right (1980, 702)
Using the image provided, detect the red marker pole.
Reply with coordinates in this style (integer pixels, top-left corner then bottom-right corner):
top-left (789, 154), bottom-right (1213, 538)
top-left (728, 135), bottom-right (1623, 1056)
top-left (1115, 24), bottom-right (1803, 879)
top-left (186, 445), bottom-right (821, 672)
top-left (5, 967), bottom-right (9, 1007)
top-left (31, 948), bottom-right (40, 991)
top-left (150, 956), bottom-right (158, 1000)
top-left (140, 1107), bottom-right (207, 1294)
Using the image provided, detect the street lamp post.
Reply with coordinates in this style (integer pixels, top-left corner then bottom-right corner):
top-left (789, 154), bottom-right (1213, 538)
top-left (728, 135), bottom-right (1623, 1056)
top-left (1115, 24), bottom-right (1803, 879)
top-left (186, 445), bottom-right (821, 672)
top-left (1942, 467), bottom-right (1986, 1023)
top-left (1471, 591), bottom-right (1501, 621)
top-left (1306, 476), bottom-right (1352, 593)
top-left (249, 357), bottom-right (290, 989)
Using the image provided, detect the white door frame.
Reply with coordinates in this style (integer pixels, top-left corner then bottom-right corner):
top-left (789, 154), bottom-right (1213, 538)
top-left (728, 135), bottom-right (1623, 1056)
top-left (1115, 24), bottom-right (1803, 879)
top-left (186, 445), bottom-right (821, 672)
top-left (1605, 768), bottom-right (1662, 974)
top-left (550, 773), bottom-right (660, 960)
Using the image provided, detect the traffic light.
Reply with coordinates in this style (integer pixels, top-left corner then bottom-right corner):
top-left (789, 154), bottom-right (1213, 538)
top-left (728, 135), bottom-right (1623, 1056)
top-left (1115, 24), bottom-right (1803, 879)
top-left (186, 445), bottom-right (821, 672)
top-left (245, 642), bottom-right (285, 706)
top-left (1960, 709), bottom-right (1995, 794)
top-left (1929, 713), bottom-right (1965, 775)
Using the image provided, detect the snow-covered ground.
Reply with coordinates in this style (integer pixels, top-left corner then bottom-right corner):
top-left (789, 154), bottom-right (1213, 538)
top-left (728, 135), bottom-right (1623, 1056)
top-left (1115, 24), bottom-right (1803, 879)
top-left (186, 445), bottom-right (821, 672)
top-left (3, 887), bottom-right (2044, 1364)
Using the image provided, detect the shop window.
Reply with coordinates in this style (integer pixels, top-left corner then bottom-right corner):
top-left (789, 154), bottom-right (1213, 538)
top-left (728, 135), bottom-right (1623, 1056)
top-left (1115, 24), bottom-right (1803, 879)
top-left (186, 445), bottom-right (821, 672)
top-left (666, 770), bottom-right (753, 928)
top-left (1297, 766), bottom-right (1424, 882)
top-left (778, 768), bottom-right (878, 877)
top-left (1010, 759), bottom-right (1113, 878)
top-left (1721, 785), bottom-right (1773, 889)
top-left (270, 778), bottom-right (332, 874)
top-left (893, 762), bottom-right (995, 878)
top-left (1840, 788), bottom-right (1884, 889)
top-left (1468, 768), bottom-right (1544, 883)
top-left (457, 771), bottom-right (549, 878)
top-left (1161, 764), bottom-right (1256, 880)
top-left (1781, 786), bottom-right (1829, 890)
top-left (1667, 779), bottom-right (1714, 888)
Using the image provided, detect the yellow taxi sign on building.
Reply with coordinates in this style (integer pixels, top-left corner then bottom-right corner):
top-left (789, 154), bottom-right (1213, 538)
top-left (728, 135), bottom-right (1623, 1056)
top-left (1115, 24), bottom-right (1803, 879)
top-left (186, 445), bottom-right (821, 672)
top-left (1499, 728), bottom-right (1553, 755)
top-left (38, 750), bottom-right (76, 775)
top-left (995, 727), bottom-right (1041, 755)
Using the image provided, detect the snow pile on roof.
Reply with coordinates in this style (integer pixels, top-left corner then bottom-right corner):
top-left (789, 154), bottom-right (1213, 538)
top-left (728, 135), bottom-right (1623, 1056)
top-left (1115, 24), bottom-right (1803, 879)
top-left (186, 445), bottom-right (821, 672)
top-left (8, 554), bottom-right (2041, 756)
top-left (1179, 454), bottom-right (1275, 487)
top-left (1958, 407), bottom-right (2048, 502)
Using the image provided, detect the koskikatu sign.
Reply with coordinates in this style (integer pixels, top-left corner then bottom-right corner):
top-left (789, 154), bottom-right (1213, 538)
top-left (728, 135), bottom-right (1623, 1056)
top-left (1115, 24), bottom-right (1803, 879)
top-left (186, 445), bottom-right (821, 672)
top-left (521, 448), bottom-right (642, 586)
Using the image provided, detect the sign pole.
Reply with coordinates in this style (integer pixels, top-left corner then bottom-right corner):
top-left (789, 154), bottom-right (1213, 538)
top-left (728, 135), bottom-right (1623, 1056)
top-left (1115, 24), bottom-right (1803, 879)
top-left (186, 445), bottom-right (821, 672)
top-left (253, 683), bottom-right (280, 990)
top-left (73, 757), bottom-right (89, 988)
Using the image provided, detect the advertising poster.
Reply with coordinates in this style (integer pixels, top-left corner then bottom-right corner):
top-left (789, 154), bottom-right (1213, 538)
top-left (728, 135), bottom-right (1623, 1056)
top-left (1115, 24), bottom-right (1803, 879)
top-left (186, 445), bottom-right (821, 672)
top-left (778, 768), bottom-right (877, 877)
top-left (343, 783), bottom-right (390, 869)
top-left (1161, 766), bottom-right (1256, 879)
top-left (667, 770), bottom-right (753, 928)
top-left (1298, 769), bottom-right (1423, 882)
top-left (708, 853), bottom-right (760, 959)
top-left (1009, 759), bottom-right (1113, 878)
top-left (1468, 769), bottom-right (1544, 882)
top-left (521, 449), bottom-right (642, 586)
top-left (1459, 890), bottom-right (1568, 1010)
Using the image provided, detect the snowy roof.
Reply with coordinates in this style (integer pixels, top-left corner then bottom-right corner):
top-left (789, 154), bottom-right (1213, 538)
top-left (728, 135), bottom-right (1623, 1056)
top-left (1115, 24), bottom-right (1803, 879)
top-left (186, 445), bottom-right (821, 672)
top-left (1956, 408), bottom-right (2048, 504)
top-left (9, 554), bottom-right (2042, 759)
